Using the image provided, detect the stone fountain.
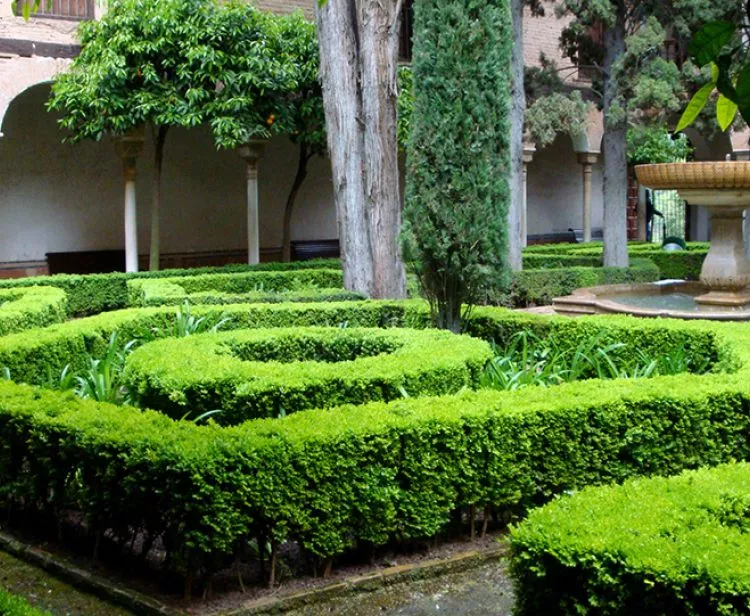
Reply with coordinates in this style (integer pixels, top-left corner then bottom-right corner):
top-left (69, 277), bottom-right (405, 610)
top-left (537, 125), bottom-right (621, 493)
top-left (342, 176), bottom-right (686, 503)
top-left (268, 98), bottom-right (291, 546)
top-left (553, 162), bottom-right (750, 320)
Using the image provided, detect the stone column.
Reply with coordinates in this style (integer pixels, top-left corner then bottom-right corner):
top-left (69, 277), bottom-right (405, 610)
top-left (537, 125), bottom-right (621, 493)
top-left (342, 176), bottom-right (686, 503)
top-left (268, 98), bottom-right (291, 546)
top-left (577, 152), bottom-right (599, 243)
top-left (113, 128), bottom-right (145, 273)
top-left (237, 140), bottom-right (266, 265)
top-left (521, 145), bottom-right (535, 248)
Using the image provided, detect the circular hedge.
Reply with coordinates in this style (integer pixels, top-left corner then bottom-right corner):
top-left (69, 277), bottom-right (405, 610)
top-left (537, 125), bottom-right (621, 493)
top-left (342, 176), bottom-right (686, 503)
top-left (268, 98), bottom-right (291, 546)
top-left (124, 326), bottom-right (493, 423)
top-left (511, 462), bottom-right (750, 615)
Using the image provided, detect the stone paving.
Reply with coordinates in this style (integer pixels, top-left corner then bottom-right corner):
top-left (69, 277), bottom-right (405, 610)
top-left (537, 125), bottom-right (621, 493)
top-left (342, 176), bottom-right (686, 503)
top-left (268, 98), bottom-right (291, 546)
top-left (284, 560), bottom-right (515, 616)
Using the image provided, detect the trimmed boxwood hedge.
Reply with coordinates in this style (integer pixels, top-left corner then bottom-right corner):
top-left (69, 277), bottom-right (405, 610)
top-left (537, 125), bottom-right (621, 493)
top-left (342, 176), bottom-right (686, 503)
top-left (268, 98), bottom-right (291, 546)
top-left (124, 327), bottom-right (492, 422)
top-left (0, 287), bottom-right (66, 336)
top-left (511, 462), bottom-right (750, 615)
top-left (0, 590), bottom-right (50, 616)
top-left (127, 271), bottom-right (355, 307)
top-left (507, 258), bottom-right (659, 305)
top-left (0, 259), bottom-right (340, 317)
top-left (522, 242), bottom-right (708, 281)
top-left (0, 298), bottom-right (744, 577)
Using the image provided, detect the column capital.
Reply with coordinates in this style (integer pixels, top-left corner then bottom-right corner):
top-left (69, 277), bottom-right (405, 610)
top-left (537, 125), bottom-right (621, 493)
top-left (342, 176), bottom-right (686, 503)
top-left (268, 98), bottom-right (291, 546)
top-left (237, 139), bottom-right (268, 164)
top-left (577, 151), bottom-right (600, 166)
top-left (522, 143), bottom-right (536, 165)
top-left (112, 126), bottom-right (145, 161)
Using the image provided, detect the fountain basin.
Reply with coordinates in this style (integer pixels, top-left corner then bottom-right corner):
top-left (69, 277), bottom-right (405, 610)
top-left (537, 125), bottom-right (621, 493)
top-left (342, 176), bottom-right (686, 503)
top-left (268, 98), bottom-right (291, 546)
top-left (553, 281), bottom-right (750, 321)
top-left (635, 162), bottom-right (750, 305)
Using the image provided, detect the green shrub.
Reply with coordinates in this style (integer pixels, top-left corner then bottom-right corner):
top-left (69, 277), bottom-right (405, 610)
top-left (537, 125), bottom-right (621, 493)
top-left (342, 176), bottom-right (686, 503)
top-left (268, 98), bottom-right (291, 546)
top-left (510, 462), bottom-right (750, 615)
top-left (0, 287), bottom-right (67, 335)
top-left (402, 0), bottom-right (512, 331)
top-left (0, 303), bottom-right (745, 578)
top-left (0, 590), bottom-right (51, 616)
top-left (124, 327), bottom-right (492, 422)
top-left (522, 243), bottom-right (708, 281)
top-left (505, 258), bottom-right (660, 306)
top-left (0, 259), bottom-right (340, 317)
top-left (0, 301), bottom-right (429, 386)
top-left (127, 271), bottom-right (357, 307)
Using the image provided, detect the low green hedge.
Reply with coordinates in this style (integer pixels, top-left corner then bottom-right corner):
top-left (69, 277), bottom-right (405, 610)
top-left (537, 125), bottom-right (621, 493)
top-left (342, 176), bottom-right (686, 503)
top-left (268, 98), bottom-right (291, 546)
top-left (0, 259), bottom-right (340, 317)
top-left (124, 327), bottom-right (492, 423)
top-left (0, 287), bottom-right (67, 336)
top-left (127, 270), bottom-right (352, 307)
top-left (0, 590), bottom-right (50, 616)
top-left (0, 301), bottom-right (743, 576)
top-left (506, 258), bottom-right (660, 306)
top-left (0, 301), bottom-right (428, 386)
top-left (511, 463), bottom-right (750, 615)
top-left (522, 243), bottom-right (708, 281)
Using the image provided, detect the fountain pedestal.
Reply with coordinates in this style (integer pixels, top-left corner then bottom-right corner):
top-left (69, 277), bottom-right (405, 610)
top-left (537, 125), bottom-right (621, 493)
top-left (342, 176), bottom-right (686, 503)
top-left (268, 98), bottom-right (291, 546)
top-left (678, 189), bottom-right (750, 306)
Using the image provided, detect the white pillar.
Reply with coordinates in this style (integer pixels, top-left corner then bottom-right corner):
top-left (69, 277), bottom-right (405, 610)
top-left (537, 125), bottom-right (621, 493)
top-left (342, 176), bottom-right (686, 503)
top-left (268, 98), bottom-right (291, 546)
top-left (237, 141), bottom-right (266, 265)
top-left (577, 152), bottom-right (600, 243)
top-left (113, 128), bottom-right (145, 273)
top-left (521, 145), bottom-right (535, 248)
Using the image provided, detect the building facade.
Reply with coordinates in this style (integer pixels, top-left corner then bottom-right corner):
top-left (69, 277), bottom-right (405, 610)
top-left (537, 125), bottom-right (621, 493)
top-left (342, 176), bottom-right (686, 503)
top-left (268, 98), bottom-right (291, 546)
top-left (0, 0), bottom-right (744, 277)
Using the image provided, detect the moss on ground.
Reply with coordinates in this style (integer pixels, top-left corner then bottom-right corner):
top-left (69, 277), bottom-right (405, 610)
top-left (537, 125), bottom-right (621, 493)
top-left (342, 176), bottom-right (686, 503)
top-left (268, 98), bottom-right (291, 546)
top-left (0, 551), bottom-right (133, 616)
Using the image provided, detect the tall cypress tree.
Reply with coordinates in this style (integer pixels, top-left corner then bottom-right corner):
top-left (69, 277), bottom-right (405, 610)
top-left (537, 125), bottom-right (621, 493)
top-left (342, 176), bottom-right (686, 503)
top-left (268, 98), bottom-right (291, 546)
top-left (402, 0), bottom-right (512, 333)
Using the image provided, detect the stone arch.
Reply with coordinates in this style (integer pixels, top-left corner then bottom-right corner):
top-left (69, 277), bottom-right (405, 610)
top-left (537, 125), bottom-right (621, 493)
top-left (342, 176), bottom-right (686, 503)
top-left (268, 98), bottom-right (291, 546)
top-left (0, 55), bottom-right (71, 136)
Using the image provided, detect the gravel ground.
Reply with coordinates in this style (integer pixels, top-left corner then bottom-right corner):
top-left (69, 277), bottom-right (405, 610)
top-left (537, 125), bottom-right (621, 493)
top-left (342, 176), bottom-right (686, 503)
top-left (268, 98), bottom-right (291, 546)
top-left (283, 559), bottom-right (515, 616)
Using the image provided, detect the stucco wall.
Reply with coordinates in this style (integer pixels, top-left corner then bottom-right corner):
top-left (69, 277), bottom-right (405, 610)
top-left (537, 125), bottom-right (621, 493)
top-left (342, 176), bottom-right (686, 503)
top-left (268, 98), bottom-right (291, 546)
top-left (0, 84), bottom-right (336, 263)
top-left (526, 134), bottom-right (603, 236)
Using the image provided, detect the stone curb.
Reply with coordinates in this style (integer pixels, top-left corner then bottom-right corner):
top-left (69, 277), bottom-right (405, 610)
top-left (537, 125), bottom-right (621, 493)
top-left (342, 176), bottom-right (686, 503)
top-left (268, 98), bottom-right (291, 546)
top-left (0, 530), bottom-right (507, 616)
top-left (0, 531), bottom-right (183, 616)
top-left (219, 544), bottom-right (509, 616)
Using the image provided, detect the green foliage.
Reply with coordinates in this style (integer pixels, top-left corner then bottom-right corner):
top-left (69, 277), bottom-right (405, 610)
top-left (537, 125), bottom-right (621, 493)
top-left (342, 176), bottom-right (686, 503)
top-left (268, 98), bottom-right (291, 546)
top-left (0, 259), bottom-right (340, 317)
top-left (402, 0), bottom-right (512, 332)
top-left (678, 16), bottom-right (750, 129)
top-left (626, 126), bottom-right (693, 165)
top-left (73, 332), bottom-right (137, 405)
top-left (0, 303), bottom-right (743, 576)
top-left (397, 65), bottom-right (415, 151)
top-left (522, 243), bottom-right (708, 281)
top-left (0, 287), bottom-right (67, 335)
top-left (510, 463), bottom-right (750, 615)
top-left (127, 270), bottom-right (358, 307)
top-left (0, 590), bottom-right (51, 616)
top-left (481, 327), bottom-right (704, 390)
top-left (556, 0), bottom-right (742, 131)
top-left (525, 91), bottom-right (589, 148)
top-left (205, 4), bottom-right (303, 148)
top-left (48, 0), bottom-right (222, 140)
top-left (124, 327), bottom-right (492, 423)
top-left (503, 258), bottom-right (660, 306)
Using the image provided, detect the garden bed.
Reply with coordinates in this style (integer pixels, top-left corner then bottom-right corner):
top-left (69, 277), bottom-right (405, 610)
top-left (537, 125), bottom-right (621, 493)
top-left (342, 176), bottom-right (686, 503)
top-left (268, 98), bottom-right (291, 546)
top-left (0, 269), bottom-right (747, 608)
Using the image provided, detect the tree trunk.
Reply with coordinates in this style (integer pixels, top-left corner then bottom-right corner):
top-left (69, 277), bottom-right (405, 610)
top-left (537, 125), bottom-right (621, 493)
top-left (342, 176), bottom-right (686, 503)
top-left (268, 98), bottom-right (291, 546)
top-left (282, 143), bottom-right (311, 262)
top-left (601, 9), bottom-right (629, 268)
top-left (149, 124), bottom-right (169, 272)
top-left (315, 0), bottom-right (406, 298)
top-left (508, 0), bottom-right (525, 272)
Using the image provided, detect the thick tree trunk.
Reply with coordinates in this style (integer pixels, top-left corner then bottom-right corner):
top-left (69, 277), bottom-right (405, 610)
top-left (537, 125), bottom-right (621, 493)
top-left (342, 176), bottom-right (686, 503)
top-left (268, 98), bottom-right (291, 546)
top-left (315, 0), bottom-right (406, 298)
top-left (601, 9), bottom-right (629, 268)
top-left (149, 124), bottom-right (169, 272)
top-left (508, 0), bottom-right (525, 272)
top-left (282, 144), bottom-right (311, 262)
